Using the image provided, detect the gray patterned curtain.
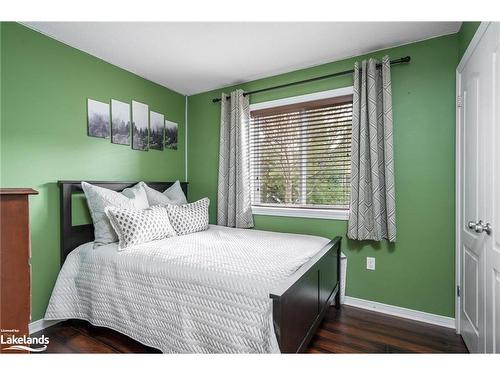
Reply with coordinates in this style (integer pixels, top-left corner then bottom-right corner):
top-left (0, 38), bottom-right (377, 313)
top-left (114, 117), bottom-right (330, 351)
top-left (217, 89), bottom-right (254, 228)
top-left (347, 56), bottom-right (396, 242)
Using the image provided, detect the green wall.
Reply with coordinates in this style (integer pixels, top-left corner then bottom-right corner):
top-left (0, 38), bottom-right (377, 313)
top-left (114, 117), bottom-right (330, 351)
top-left (188, 34), bottom-right (460, 317)
top-left (0, 23), bottom-right (186, 321)
top-left (458, 22), bottom-right (481, 59)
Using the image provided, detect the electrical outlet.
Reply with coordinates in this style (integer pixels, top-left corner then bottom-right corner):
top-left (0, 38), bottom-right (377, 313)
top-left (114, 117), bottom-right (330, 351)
top-left (366, 257), bottom-right (376, 271)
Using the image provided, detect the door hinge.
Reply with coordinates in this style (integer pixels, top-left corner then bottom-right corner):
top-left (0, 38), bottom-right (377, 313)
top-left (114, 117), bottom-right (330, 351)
top-left (457, 95), bottom-right (462, 108)
top-left (457, 285), bottom-right (461, 297)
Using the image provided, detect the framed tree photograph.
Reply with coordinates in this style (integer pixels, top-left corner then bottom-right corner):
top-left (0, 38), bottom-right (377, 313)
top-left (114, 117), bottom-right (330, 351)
top-left (132, 100), bottom-right (149, 151)
top-left (165, 120), bottom-right (178, 150)
top-left (87, 99), bottom-right (110, 138)
top-left (111, 99), bottom-right (131, 145)
top-left (149, 111), bottom-right (164, 150)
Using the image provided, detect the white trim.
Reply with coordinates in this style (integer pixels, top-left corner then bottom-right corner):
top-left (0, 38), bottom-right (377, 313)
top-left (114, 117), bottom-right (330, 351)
top-left (457, 22), bottom-right (490, 72)
top-left (455, 22), bottom-right (490, 335)
top-left (344, 296), bottom-right (455, 329)
top-left (185, 95), bottom-right (188, 182)
top-left (29, 319), bottom-right (65, 334)
top-left (249, 86), bottom-right (354, 111)
top-left (252, 205), bottom-right (349, 220)
top-left (249, 87), bottom-right (353, 217)
top-left (455, 68), bottom-right (462, 334)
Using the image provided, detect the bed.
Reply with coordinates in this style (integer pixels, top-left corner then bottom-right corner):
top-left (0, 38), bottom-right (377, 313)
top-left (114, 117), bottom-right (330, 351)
top-left (46, 181), bottom-right (341, 353)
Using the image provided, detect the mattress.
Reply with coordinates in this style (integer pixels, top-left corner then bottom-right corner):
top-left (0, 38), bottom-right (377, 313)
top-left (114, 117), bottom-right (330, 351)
top-left (45, 225), bottom-right (330, 353)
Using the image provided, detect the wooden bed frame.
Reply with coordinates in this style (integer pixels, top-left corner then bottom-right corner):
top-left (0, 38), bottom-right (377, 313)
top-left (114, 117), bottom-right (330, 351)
top-left (58, 180), bottom-right (341, 353)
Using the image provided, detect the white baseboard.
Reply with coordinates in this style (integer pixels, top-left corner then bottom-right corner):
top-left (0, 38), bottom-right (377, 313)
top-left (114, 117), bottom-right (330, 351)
top-left (343, 296), bottom-right (456, 329)
top-left (29, 319), bottom-right (65, 334)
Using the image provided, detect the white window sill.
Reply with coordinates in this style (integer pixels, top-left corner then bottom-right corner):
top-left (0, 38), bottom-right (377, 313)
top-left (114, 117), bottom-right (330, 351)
top-left (251, 206), bottom-right (349, 221)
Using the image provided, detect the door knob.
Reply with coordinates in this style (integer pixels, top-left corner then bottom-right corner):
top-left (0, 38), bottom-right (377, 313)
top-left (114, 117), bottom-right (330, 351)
top-left (468, 220), bottom-right (492, 235)
top-left (474, 220), bottom-right (492, 235)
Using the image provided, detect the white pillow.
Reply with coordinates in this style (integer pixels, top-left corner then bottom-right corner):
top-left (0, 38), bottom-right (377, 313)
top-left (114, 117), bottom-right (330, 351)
top-left (81, 182), bottom-right (137, 247)
top-left (165, 198), bottom-right (209, 236)
top-left (105, 206), bottom-right (176, 251)
top-left (141, 181), bottom-right (188, 206)
top-left (163, 181), bottom-right (188, 205)
top-left (122, 183), bottom-right (149, 209)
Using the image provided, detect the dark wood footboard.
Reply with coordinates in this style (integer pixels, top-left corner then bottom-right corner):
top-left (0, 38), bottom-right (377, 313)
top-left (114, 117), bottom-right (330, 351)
top-left (270, 237), bottom-right (341, 353)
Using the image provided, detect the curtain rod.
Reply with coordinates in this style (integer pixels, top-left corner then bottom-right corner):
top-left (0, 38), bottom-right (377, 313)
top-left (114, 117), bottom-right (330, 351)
top-left (212, 56), bottom-right (411, 103)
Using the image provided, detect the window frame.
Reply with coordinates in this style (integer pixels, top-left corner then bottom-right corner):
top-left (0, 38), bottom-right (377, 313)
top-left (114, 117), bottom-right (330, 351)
top-left (249, 87), bottom-right (353, 221)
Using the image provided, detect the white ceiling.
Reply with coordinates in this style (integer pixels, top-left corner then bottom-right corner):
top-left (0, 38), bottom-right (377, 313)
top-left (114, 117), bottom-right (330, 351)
top-left (24, 22), bottom-right (461, 95)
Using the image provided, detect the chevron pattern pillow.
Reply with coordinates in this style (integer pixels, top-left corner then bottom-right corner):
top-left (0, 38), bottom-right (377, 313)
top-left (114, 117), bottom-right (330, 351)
top-left (166, 198), bottom-right (209, 236)
top-left (105, 206), bottom-right (176, 251)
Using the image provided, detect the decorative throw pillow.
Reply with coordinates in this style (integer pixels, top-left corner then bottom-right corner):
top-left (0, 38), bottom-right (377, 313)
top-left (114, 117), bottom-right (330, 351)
top-left (81, 181), bottom-right (137, 247)
top-left (105, 206), bottom-right (176, 251)
top-left (141, 181), bottom-right (188, 206)
top-left (121, 183), bottom-right (149, 209)
top-left (165, 198), bottom-right (209, 236)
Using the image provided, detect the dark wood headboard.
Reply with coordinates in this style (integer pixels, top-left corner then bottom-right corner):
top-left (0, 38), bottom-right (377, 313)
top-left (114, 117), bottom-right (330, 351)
top-left (58, 180), bottom-right (188, 265)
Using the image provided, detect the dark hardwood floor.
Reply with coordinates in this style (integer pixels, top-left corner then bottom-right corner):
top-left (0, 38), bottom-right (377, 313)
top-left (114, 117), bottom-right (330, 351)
top-left (306, 306), bottom-right (467, 353)
top-left (31, 305), bottom-right (468, 354)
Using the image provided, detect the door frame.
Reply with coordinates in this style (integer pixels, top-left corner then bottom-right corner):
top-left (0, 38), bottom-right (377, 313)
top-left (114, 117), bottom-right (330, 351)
top-left (455, 22), bottom-right (490, 333)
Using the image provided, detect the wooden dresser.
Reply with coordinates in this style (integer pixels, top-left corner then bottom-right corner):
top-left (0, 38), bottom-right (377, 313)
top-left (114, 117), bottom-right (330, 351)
top-left (0, 188), bottom-right (38, 354)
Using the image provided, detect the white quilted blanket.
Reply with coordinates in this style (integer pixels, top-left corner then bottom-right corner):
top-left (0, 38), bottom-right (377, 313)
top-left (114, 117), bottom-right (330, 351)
top-left (45, 225), bottom-right (330, 353)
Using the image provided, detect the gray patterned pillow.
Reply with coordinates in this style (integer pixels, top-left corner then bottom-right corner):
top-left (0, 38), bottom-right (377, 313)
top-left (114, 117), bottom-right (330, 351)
top-left (165, 198), bottom-right (209, 236)
top-left (105, 206), bottom-right (176, 251)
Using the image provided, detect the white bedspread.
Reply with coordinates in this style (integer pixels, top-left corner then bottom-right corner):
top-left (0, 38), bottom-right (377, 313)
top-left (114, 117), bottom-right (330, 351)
top-left (45, 225), bottom-right (330, 353)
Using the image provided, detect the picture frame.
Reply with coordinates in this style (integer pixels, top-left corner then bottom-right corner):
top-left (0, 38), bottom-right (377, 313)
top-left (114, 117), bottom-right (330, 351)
top-left (87, 99), bottom-right (110, 139)
top-left (149, 111), bottom-right (165, 151)
top-left (131, 100), bottom-right (149, 151)
top-left (111, 99), bottom-right (131, 145)
top-left (165, 120), bottom-right (178, 150)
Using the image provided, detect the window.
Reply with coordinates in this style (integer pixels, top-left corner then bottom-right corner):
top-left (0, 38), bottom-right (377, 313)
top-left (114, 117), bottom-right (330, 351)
top-left (249, 88), bottom-right (353, 220)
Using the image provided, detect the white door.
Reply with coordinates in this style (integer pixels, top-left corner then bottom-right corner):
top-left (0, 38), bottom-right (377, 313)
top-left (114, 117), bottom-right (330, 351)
top-left (457, 22), bottom-right (500, 354)
top-left (484, 22), bottom-right (500, 354)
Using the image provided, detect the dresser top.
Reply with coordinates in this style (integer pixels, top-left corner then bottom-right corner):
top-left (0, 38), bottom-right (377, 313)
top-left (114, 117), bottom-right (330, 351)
top-left (0, 188), bottom-right (39, 195)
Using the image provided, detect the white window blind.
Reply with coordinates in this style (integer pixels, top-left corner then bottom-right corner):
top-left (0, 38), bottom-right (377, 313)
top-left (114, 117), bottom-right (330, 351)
top-left (250, 94), bottom-right (352, 210)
